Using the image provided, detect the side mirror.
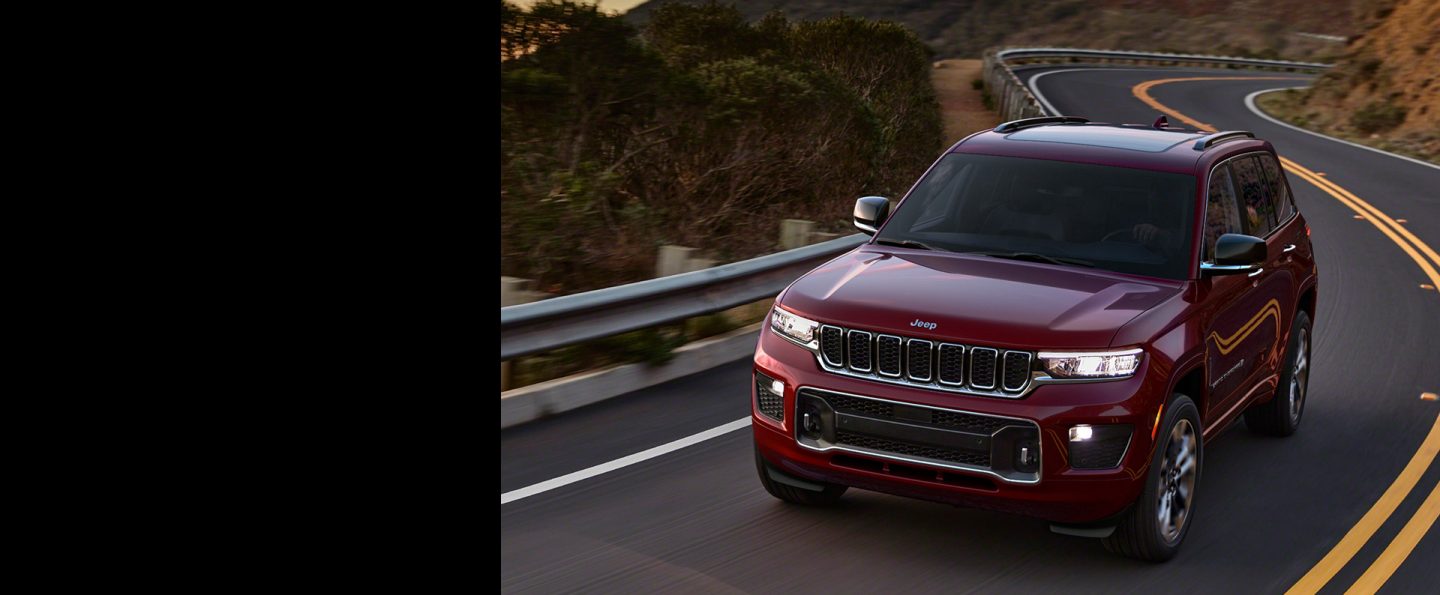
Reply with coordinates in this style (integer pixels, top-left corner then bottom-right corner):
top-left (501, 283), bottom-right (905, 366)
top-left (1202, 233), bottom-right (1267, 276)
top-left (853, 196), bottom-right (891, 235)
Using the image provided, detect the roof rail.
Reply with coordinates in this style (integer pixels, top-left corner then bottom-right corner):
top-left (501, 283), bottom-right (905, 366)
top-left (993, 116), bottom-right (1089, 133)
top-left (1193, 130), bottom-right (1255, 151)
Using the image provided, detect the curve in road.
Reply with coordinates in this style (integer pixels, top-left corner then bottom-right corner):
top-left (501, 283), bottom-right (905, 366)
top-left (501, 67), bottom-right (1440, 594)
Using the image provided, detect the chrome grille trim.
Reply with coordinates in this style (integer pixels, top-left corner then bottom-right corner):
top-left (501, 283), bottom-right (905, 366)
top-left (819, 325), bottom-right (846, 368)
top-left (906, 339), bottom-right (933, 382)
top-left (811, 324), bottom-right (1036, 398)
top-left (937, 343), bottom-right (965, 386)
top-left (1002, 351), bottom-right (1033, 393)
top-left (847, 330), bottom-right (872, 372)
top-left (968, 347), bottom-right (999, 390)
top-left (876, 335), bottom-right (903, 377)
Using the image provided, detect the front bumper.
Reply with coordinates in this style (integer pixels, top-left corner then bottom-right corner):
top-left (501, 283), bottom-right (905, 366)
top-left (753, 328), bottom-right (1168, 524)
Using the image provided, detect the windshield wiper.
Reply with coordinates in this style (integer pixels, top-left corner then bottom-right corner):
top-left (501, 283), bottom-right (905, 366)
top-left (874, 239), bottom-right (948, 252)
top-left (971, 251), bottom-right (1095, 268)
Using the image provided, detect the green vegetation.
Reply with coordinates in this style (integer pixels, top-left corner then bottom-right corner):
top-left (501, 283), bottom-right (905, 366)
top-left (501, 1), bottom-right (942, 293)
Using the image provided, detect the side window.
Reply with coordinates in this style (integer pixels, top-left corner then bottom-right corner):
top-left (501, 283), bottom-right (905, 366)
top-left (1257, 153), bottom-right (1295, 222)
top-left (1205, 165), bottom-right (1243, 262)
top-left (1230, 155), bottom-right (1276, 236)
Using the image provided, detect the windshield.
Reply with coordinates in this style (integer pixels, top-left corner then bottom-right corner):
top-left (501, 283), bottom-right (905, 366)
top-left (876, 153), bottom-right (1197, 279)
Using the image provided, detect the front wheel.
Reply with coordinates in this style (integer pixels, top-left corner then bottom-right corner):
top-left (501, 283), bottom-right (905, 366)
top-left (1103, 393), bottom-right (1202, 562)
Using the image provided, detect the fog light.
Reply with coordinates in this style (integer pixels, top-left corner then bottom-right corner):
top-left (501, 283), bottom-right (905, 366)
top-left (770, 379), bottom-right (785, 395)
top-left (1066, 424), bottom-right (1134, 470)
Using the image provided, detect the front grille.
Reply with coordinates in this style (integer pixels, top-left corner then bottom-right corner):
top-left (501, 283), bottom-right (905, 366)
top-left (876, 335), bottom-right (902, 377)
top-left (907, 340), bottom-right (932, 381)
top-left (969, 348), bottom-right (998, 390)
top-left (820, 326), bottom-right (845, 366)
top-left (836, 431), bottom-right (990, 467)
top-left (1002, 352), bottom-right (1032, 392)
top-left (755, 371), bottom-right (784, 421)
top-left (814, 324), bottom-right (1034, 397)
top-left (847, 330), bottom-right (872, 372)
top-left (938, 344), bottom-right (965, 385)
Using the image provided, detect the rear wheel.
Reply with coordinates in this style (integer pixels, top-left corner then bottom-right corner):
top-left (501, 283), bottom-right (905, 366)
top-left (1245, 310), bottom-right (1311, 437)
top-left (1103, 393), bottom-right (1202, 562)
top-left (755, 446), bottom-right (846, 506)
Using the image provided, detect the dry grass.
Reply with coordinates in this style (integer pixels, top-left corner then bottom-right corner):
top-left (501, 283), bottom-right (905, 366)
top-left (930, 59), bottom-right (1001, 145)
top-left (1256, 90), bottom-right (1437, 164)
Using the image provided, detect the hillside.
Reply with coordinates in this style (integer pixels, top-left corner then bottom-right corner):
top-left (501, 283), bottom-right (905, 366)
top-left (1259, 0), bottom-right (1438, 160)
top-left (502, 2), bottom-right (942, 292)
top-left (627, 0), bottom-right (1359, 61)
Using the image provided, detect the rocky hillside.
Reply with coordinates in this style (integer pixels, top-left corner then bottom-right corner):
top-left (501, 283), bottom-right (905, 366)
top-left (627, 0), bottom-right (1359, 61)
top-left (1259, 0), bottom-right (1438, 160)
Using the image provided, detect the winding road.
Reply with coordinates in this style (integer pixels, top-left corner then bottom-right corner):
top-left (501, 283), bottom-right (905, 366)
top-left (501, 67), bottom-right (1440, 593)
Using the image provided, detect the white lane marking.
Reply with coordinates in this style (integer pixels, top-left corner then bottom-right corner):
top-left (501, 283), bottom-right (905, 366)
top-left (1027, 67), bottom-right (1165, 116)
top-left (1245, 88), bottom-right (1440, 171)
top-left (1027, 68), bottom-right (1079, 115)
top-left (500, 417), bottom-right (752, 505)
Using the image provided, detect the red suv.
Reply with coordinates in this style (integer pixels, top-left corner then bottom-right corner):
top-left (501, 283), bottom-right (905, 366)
top-left (752, 116), bottom-right (1317, 561)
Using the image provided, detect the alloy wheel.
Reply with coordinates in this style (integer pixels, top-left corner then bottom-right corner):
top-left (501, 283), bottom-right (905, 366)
top-left (1156, 418), bottom-right (1197, 544)
top-left (1289, 328), bottom-right (1309, 424)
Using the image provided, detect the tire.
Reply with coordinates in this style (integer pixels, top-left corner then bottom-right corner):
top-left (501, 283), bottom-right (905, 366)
top-left (1103, 393), bottom-right (1202, 562)
top-left (755, 446), bottom-right (846, 506)
top-left (1245, 310), bottom-right (1311, 437)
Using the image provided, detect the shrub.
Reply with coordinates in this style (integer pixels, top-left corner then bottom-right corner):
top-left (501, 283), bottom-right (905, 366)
top-left (1351, 100), bottom-right (1407, 133)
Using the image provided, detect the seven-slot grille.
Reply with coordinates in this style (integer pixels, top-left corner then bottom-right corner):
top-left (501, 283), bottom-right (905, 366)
top-left (817, 324), bottom-right (1034, 396)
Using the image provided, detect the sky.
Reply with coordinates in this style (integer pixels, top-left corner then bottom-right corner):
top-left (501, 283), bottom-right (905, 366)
top-left (509, 0), bottom-right (647, 13)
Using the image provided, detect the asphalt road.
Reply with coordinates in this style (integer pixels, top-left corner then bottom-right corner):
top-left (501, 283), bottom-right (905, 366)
top-left (501, 68), bottom-right (1440, 593)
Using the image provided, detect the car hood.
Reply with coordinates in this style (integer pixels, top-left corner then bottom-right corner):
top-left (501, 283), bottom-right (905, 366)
top-left (779, 247), bottom-right (1182, 350)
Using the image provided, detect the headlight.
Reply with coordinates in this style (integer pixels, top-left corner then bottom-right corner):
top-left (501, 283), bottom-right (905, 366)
top-left (1037, 348), bottom-right (1142, 379)
top-left (770, 306), bottom-right (819, 349)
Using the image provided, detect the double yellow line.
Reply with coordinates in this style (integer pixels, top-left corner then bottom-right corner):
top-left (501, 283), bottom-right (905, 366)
top-left (1131, 77), bottom-right (1440, 594)
top-left (1281, 159), bottom-right (1440, 293)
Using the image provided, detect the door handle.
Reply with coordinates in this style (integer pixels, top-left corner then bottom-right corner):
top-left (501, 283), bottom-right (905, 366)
top-left (1282, 244), bottom-right (1297, 253)
top-left (1248, 267), bottom-right (1265, 278)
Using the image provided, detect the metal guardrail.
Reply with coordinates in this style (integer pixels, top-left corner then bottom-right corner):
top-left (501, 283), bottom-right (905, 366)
top-left (995, 48), bottom-right (1332, 70)
top-left (500, 233), bottom-right (867, 360)
top-left (982, 47), bottom-right (1331, 121)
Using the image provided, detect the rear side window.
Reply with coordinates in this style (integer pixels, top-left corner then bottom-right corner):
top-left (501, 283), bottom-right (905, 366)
top-left (1230, 155), bottom-right (1276, 236)
top-left (1257, 153), bottom-right (1295, 222)
top-left (1205, 165), bottom-right (1243, 262)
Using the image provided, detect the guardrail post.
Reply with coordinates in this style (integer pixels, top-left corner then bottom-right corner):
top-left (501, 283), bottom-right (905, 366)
top-left (502, 277), bottom-right (545, 391)
top-left (780, 219), bottom-right (815, 250)
top-left (656, 245), bottom-right (699, 277)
